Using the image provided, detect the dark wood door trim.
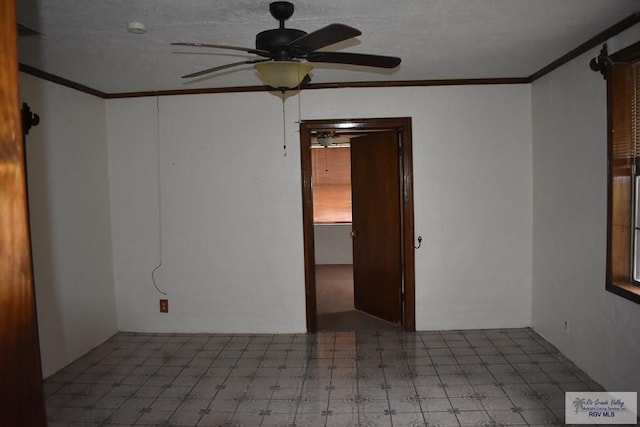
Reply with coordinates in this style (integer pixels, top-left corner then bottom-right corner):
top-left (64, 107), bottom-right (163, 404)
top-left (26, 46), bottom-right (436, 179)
top-left (0, 0), bottom-right (47, 424)
top-left (300, 117), bottom-right (415, 332)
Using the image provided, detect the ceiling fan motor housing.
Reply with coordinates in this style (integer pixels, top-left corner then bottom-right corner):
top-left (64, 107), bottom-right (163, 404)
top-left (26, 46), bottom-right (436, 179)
top-left (256, 2), bottom-right (306, 60)
top-left (256, 28), bottom-right (307, 60)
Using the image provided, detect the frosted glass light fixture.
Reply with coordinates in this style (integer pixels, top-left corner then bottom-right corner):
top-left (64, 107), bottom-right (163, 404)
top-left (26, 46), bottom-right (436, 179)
top-left (254, 61), bottom-right (313, 91)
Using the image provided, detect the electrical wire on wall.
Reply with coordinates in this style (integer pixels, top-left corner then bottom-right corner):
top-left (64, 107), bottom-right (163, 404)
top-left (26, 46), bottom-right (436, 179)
top-left (151, 95), bottom-right (167, 296)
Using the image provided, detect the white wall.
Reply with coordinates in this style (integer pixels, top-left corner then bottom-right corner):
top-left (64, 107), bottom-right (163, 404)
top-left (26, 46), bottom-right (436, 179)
top-left (307, 87), bottom-right (533, 330)
top-left (314, 224), bottom-right (352, 264)
top-left (20, 74), bottom-right (118, 378)
top-left (531, 25), bottom-right (640, 391)
top-left (107, 94), bottom-right (308, 333)
top-left (108, 84), bottom-right (532, 333)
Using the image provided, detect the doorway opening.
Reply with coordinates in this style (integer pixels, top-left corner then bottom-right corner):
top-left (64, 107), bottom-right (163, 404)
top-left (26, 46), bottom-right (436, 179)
top-left (310, 138), bottom-right (357, 330)
top-left (300, 118), bottom-right (415, 332)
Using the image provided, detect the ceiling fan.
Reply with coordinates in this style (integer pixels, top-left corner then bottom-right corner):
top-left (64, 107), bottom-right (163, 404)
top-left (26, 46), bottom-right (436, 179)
top-left (312, 131), bottom-right (363, 148)
top-left (172, 1), bottom-right (401, 88)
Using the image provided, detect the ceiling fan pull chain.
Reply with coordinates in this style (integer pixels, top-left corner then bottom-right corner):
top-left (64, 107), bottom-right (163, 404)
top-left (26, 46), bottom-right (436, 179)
top-left (325, 146), bottom-right (329, 172)
top-left (297, 70), bottom-right (302, 123)
top-left (281, 91), bottom-right (287, 157)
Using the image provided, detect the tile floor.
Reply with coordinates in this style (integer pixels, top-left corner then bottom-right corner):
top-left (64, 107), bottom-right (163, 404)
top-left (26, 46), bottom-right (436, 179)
top-left (44, 328), bottom-right (605, 427)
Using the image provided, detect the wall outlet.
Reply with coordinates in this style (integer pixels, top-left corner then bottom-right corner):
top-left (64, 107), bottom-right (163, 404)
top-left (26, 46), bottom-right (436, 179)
top-left (159, 299), bottom-right (168, 313)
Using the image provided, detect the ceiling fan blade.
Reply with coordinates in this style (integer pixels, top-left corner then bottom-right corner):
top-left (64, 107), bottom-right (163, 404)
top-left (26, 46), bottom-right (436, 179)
top-left (288, 24), bottom-right (361, 53)
top-left (306, 51), bottom-right (401, 68)
top-left (172, 42), bottom-right (269, 56)
top-left (181, 59), bottom-right (269, 79)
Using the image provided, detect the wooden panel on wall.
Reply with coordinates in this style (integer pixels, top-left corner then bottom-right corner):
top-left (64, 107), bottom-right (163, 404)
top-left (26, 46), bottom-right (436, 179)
top-left (0, 0), bottom-right (47, 425)
top-left (608, 65), bottom-right (634, 284)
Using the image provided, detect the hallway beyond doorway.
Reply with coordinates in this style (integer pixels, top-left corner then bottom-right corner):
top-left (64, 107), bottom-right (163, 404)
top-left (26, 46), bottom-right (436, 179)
top-left (315, 264), bottom-right (399, 331)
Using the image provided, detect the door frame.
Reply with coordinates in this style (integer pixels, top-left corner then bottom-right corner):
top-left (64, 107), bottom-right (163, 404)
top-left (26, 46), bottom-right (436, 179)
top-left (300, 117), bottom-right (415, 332)
top-left (0, 0), bottom-right (47, 424)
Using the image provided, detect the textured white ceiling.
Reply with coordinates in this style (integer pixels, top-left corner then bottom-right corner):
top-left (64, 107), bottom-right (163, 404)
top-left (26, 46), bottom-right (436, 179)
top-left (16, 0), bottom-right (640, 94)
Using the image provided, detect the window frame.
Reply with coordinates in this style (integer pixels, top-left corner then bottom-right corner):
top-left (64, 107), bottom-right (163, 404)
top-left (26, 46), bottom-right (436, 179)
top-left (606, 41), bottom-right (640, 304)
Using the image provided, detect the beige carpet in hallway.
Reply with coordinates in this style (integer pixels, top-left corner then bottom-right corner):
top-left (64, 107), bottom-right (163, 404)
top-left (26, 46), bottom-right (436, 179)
top-left (315, 264), bottom-right (399, 331)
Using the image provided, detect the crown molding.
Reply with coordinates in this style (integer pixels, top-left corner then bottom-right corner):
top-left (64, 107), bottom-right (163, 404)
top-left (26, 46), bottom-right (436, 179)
top-left (18, 12), bottom-right (640, 99)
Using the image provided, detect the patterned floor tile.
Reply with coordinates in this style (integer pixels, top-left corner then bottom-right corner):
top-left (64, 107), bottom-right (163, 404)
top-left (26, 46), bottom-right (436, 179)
top-left (41, 328), bottom-right (607, 427)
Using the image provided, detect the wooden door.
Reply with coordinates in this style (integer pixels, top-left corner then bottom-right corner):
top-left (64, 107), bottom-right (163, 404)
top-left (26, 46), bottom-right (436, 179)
top-left (0, 0), bottom-right (47, 425)
top-left (300, 117), bottom-right (414, 333)
top-left (350, 131), bottom-right (402, 324)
